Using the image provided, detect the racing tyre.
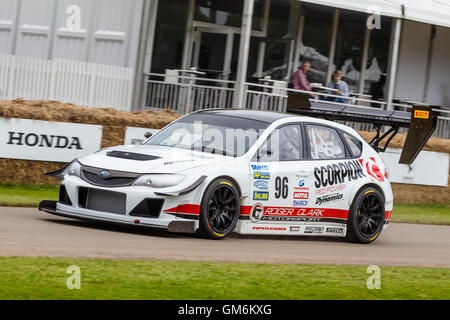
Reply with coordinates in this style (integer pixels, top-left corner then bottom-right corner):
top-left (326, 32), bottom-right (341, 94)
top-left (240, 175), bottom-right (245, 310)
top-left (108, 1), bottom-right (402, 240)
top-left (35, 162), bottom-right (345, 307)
top-left (346, 187), bottom-right (385, 244)
top-left (199, 178), bottom-right (240, 240)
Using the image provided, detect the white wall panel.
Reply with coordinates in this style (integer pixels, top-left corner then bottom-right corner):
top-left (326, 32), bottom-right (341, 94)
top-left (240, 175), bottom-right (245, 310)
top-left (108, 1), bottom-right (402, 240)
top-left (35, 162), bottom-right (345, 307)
top-left (426, 26), bottom-right (450, 108)
top-left (52, 0), bottom-right (92, 61)
top-left (0, 0), bottom-right (143, 68)
top-left (90, 0), bottom-right (143, 67)
top-left (0, 0), bottom-right (18, 54)
top-left (15, 0), bottom-right (56, 59)
top-left (394, 20), bottom-right (430, 102)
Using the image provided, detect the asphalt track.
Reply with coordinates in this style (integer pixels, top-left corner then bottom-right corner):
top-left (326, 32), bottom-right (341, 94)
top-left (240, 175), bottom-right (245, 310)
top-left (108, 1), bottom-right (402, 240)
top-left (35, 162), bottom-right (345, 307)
top-left (0, 207), bottom-right (449, 268)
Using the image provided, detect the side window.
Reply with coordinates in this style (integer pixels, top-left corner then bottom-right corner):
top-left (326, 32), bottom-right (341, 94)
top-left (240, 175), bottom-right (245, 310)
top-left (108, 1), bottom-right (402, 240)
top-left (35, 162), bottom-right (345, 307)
top-left (307, 125), bottom-right (346, 160)
top-left (256, 125), bottom-right (302, 162)
top-left (344, 133), bottom-right (363, 158)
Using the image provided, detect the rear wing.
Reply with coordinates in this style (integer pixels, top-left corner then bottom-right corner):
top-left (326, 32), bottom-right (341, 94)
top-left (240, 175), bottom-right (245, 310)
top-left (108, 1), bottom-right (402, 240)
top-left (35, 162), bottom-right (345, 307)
top-left (287, 92), bottom-right (437, 165)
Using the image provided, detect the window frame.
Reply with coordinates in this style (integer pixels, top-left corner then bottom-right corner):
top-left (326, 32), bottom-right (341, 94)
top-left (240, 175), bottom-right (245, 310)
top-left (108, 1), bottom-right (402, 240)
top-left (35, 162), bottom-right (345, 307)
top-left (252, 122), bottom-right (305, 163)
top-left (341, 131), bottom-right (364, 159)
top-left (304, 123), bottom-right (352, 161)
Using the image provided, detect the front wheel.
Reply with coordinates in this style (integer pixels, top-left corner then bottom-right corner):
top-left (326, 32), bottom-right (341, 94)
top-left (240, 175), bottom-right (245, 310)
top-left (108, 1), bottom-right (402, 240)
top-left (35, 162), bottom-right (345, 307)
top-left (346, 187), bottom-right (385, 244)
top-left (199, 178), bottom-right (240, 240)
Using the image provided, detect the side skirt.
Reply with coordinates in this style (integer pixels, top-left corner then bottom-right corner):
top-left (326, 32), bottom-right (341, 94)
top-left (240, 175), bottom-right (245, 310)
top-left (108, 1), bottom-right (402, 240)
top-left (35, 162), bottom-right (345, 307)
top-left (235, 221), bottom-right (347, 237)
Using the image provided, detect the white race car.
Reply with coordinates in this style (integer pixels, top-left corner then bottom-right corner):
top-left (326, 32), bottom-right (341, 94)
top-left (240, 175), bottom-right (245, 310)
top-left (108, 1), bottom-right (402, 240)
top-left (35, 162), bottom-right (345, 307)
top-left (40, 93), bottom-right (436, 243)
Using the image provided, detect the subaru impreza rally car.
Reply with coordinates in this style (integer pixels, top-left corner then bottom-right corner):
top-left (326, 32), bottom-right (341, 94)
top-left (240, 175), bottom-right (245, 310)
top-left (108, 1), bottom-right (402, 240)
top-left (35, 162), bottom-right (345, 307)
top-left (40, 93), bottom-right (436, 243)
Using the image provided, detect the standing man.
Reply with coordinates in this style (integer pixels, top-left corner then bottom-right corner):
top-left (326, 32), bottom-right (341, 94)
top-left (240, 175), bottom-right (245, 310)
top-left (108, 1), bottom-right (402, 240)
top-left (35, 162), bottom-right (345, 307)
top-left (292, 61), bottom-right (315, 98)
top-left (326, 70), bottom-right (349, 103)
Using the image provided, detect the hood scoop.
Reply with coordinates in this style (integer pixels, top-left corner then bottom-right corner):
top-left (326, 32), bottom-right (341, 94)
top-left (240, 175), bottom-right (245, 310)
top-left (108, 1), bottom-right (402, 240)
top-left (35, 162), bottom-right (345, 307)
top-left (106, 151), bottom-right (161, 161)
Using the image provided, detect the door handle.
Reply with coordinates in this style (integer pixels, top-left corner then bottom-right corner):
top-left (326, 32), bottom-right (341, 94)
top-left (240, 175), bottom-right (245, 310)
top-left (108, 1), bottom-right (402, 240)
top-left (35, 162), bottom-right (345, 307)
top-left (296, 171), bottom-right (309, 177)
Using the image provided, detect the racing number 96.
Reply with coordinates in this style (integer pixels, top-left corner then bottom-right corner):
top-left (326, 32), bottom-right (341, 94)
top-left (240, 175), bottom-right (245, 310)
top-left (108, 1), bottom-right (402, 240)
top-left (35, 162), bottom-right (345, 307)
top-left (275, 177), bottom-right (289, 199)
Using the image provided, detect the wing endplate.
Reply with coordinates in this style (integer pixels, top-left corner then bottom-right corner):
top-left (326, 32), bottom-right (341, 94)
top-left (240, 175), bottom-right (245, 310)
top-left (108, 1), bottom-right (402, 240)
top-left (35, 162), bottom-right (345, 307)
top-left (399, 106), bottom-right (437, 165)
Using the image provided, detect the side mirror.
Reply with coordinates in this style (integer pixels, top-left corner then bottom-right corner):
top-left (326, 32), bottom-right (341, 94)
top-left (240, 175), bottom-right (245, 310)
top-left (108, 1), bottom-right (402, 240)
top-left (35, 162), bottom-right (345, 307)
top-left (144, 132), bottom-right (153, 139)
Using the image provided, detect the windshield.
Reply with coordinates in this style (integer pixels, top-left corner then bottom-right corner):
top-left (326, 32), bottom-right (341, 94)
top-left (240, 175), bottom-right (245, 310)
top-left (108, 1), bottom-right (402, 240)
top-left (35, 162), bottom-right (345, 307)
top-left (146, 113), bottom-right (269, 157)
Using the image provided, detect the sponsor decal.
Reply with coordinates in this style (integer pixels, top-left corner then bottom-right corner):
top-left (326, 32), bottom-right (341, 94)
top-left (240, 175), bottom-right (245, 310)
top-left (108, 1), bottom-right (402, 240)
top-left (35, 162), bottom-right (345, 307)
top-left (250, 203), bottom-right (264, 223)
top-left (254, 180), bottom-right (269, 190)
top-left (294, 192), bottom-right (309, 200)
top-left (262, 207), bottom-right (324, 221)
top-left (289, 226), bottom-right (301, 232)
top-left (314, 160), bottom-right (366, 189)
top-left (253, 191), bottom-right (269, 201)
top-left (293, 200), bottom-right (308, 207)
top-left (245, 205), bottom-right (349, 222)
top-left (295, 180), bottom-right (309, 191)
top-left (359, 158), bottom-right (385, 182)
top-left (305, 226), bottom-right (324, 234)
top-left (315, 193), bottom-right (344, 205)
top-left (326, 227), bottom-right (344, 234)
top-left (414, 110), bottom-right (429, 119)
top-left (264, 207), bottom-right (324, 217)
top-left (254, 207), bottom-right (348, 222)
top-left (253, 171), bottom-right (270, 180)
top-left (315, 183), bottom-right (346, 196)
top-left (251, 164), bottom-right (269, 171)
top-left (252, 226), bottom-right (287, 232)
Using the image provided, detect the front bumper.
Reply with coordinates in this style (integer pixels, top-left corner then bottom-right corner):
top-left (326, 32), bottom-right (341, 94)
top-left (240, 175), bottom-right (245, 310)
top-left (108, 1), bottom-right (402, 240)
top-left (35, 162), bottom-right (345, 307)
top-left (39, 200), bottom-right (197, 233)
top-left (38, 175), bottom-right (201, 233)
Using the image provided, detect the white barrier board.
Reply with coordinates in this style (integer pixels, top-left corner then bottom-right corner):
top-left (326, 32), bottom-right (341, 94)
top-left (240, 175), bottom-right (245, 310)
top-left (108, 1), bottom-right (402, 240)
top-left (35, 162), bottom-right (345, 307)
top-left (124, 127), bottom-right (160, 145)
top-left (0, 117), bottom-right (103, 163)
top-left (380, 148), bottom-right (449, 187)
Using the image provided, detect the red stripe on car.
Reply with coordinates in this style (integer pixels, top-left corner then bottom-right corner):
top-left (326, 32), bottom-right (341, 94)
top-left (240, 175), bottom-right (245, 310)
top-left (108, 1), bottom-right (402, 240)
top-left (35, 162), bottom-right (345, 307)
top-left (164, 204), bottom-right (201, 215)
top-left (385, 211), bottom-right (392, 220)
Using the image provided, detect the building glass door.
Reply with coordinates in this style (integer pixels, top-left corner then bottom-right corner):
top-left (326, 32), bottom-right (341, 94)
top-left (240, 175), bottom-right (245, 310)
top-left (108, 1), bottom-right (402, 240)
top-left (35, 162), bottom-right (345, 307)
top-left (191, 27), bottom-right (235, 82)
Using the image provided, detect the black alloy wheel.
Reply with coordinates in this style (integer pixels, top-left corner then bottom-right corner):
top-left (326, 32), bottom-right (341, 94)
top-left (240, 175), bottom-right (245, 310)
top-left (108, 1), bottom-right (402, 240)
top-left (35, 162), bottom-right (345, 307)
top-left (347, 187), bottom-right (385, 244)
top-left (357, 192), bottom-right (384, 237)
top-left (199, 179), bottom-right (240, 240)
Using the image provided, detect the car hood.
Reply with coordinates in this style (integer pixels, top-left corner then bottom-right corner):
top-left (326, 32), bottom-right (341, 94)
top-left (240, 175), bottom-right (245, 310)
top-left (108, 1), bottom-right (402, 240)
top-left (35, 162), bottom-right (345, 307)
top-left (78, 145), bottom-right (233, 174)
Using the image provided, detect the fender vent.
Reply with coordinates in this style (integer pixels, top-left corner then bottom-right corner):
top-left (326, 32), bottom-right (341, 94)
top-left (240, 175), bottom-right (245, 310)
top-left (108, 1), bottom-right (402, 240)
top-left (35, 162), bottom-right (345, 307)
top-left (107, 151), bottom-right (161, 161)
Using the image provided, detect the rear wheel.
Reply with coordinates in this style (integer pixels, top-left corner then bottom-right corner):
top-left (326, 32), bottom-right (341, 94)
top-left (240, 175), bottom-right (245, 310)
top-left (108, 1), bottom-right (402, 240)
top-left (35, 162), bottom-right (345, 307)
top-left (346, 187), bottom-right (385, 244)
top-left (199, 179), bottom-right (240, 240)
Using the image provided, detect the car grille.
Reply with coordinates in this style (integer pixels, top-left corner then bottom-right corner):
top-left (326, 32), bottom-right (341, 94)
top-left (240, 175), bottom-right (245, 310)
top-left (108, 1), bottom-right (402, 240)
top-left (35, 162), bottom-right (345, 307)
top-left (81, 165), bottom-right (140, 187)
top-left (79, 187), bottom-right (126, 215)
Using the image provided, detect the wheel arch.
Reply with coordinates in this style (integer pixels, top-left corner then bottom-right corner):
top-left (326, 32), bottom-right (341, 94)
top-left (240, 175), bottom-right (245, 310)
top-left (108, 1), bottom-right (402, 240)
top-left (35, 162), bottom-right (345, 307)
top-left (211, 175), bottom-right (243, 197)
top-left (350, 183), bottom-right (386, 209)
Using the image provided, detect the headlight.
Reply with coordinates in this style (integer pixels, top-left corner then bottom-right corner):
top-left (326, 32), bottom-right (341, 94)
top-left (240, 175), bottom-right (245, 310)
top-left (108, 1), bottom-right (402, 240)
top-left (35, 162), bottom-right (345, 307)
top-left (67, 161), bottom-right (82, 178)
top-left (133, 174), bottom-right (185, 188)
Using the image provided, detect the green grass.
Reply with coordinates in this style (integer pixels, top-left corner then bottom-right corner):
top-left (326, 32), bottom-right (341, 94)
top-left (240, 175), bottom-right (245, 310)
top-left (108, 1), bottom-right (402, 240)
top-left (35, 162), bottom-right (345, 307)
top-left (0, 183), bottom-right (58, 207)
top-left (392, 203), bottom-right (450, 226)
top-left (0, 183), bottom-right (449, 225)
top-left (0, 257), bottom-right (448, 300)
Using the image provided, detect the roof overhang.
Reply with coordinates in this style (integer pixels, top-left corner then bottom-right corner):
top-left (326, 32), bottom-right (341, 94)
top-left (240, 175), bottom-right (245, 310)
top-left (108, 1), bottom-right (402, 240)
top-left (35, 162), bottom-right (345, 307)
top-left (299, 0), bottom-right (450, 28)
